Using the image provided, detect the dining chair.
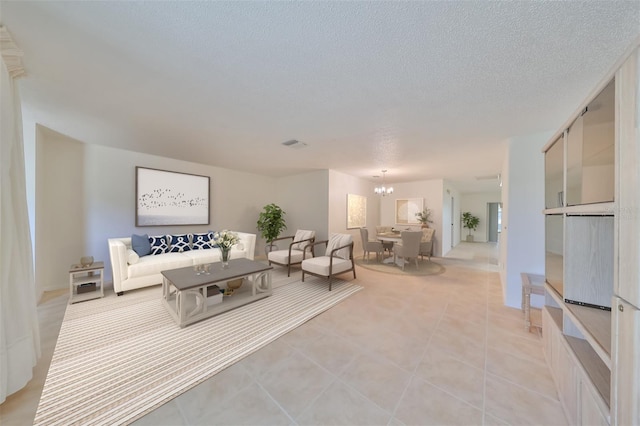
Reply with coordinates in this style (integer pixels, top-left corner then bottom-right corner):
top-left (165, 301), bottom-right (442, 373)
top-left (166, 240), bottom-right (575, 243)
top-left (359, 227), bottom-right (383, 262)
top-left (393, 231), bottom-right (422, 270)
top-left (376, 226), bottom-right (395, 256)
top-left (419, 228), bottom-right (436, 261)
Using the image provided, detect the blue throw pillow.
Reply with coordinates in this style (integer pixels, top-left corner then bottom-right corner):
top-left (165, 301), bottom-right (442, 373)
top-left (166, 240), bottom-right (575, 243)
top-left (192, 233), bottom-right (212, 250)
top-left (168, 234), bottom-right (191, 253)
top-left (149, 235), bottom-right (168, 255)
top-left (131, 233), bottom-right (151, 256)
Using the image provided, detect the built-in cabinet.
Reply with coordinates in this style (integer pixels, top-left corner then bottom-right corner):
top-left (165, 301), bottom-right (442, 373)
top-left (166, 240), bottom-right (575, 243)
top-left (542, 45), bottom-right (639, 425)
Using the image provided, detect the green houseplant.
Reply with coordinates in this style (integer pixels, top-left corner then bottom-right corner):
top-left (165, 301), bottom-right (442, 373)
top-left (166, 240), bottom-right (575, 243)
top-left (462, 212), bottom-right (480, 242)
top-left (256, 203), bottom-right (287, 253)
top-left (415, 208), bottom-right (433, 228)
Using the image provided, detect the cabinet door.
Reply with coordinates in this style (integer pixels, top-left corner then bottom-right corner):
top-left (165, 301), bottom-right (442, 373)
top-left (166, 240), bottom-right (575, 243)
top-left (542, 307), bottom-right (553, 363)
top-left (557, 339), bottom-right (579, 425)
top-left (612, 297), bottom-right (640, 425)
top-left (580, 377), bottom-right (609, 426)
top-left (615, 47), bottom-right (640, 307)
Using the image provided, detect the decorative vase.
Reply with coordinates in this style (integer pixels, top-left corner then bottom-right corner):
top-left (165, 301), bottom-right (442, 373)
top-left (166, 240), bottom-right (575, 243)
top-left (80, 256), bottom-right (94, 267)
top-left (221, 248), bottom-right (230, 268)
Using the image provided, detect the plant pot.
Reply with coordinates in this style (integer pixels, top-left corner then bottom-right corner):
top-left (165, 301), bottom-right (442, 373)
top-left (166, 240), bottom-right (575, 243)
top-left (264, 243), bottom-right (278, 257)
top-left (466, 235), bottom-right (474, 242)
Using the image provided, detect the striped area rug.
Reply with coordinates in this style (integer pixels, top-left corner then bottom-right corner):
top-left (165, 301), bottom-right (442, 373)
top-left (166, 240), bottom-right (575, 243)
top-left (33, 274), bottom-right (362, 425)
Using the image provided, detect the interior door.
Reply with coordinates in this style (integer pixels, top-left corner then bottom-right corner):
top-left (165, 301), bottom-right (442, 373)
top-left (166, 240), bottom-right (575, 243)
top-left (488, 202), bottom-right (499, 242)
top-left (450, 196), bottom-right (454, 247)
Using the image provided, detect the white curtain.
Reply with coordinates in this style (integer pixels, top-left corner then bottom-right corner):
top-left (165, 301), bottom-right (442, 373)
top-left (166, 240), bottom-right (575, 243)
top-left (0, 26), bottom-right (40, 404)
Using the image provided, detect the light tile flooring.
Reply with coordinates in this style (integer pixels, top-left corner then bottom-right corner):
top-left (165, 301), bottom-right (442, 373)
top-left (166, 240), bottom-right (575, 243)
top-left (1, 242), bottom-right (563, 426)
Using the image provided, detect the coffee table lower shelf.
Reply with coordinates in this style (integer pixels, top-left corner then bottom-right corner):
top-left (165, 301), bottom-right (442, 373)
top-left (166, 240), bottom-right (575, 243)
top-left (163, 283), bottom-right (271, 327)
top-left (162, 263), bottom-right (272, 328)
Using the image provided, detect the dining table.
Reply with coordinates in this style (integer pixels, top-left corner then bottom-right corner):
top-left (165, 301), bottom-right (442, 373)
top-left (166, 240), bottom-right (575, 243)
top-left (376, 232), bottom-right (403, 265)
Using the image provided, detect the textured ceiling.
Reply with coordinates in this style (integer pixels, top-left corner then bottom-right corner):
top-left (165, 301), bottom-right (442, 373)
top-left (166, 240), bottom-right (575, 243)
top-left (1, 1), bottom-right (639, 192)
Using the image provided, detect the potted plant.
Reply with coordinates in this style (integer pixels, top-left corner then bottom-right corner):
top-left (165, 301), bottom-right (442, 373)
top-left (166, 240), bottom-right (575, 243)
top-left (256, 203), bottom-right (287, 254)
top-left (462, 212), bottom-right (480, 242)
top-left (415, 208), bottom-right (433, 228)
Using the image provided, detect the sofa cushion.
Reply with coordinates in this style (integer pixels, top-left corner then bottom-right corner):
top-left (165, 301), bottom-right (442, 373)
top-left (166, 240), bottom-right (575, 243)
top-left (268, 249), bottom-right (305, 265)
top-left (302, 257), bottom-right (353, 276)
top-left (127, 253), bottom-right (192, 279)
top-left (149, 235), bottom-right (169, 255)
top-left (131, 233), bottom-right (151, 256)
top-left (127, 249), bottom-right (140, 265)
top-left (182, 249), bottom-right (220, 264)
top-left (192, 232), bottom-right (213, 250)
top-left (168, 234), bottom-right (191, 253)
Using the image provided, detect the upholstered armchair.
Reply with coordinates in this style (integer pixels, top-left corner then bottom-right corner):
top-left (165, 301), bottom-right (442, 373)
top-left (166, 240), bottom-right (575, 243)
top-left (393, 231), bottom-right (422, 270)
top-left (419, 228), bottom-right (435, 261)
top-left (267, 230), bottom-right (315, 276)
top-left (301, 233), bottom-right (356, 290)
top-left (359, 227), bottom-right (383, 262)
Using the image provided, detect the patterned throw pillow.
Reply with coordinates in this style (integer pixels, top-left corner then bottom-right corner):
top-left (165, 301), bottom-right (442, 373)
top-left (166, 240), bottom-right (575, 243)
top-left (168, 234), bottom-right (191, 253)
top-left (149, 235), bottom-right (169, 255)
top-left (191, 233), bottom-right (212, 250)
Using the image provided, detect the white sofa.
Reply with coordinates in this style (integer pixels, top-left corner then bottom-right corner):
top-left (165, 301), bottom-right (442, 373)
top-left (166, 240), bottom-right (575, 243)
top-left (108, 231), bottom-right (256, 295)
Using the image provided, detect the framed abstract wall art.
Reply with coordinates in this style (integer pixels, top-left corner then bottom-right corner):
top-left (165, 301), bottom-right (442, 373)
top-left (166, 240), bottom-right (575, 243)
top-left (347, 193), bottom-right (367, 229)
top-left (395, 198), bottom-right (423, 225)
top-left (135, 167), bottom-right (210, 226)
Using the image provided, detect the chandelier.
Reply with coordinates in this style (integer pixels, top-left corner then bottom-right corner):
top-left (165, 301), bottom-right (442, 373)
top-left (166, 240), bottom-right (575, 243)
top-left (374, 170), bottom-right (394, 196)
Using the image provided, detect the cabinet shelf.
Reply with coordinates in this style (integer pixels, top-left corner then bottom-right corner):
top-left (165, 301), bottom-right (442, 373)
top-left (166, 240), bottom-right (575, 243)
top-left (566, 336), bottom-right (611, 409)
top-left (546, 305), bottom-right (563, 329)
top-left (543, 202), bottom-right (615, 216)
top-left (564, 303), bottom-right (611, 366)
top-left (545, 282), bottom-right (611, 369)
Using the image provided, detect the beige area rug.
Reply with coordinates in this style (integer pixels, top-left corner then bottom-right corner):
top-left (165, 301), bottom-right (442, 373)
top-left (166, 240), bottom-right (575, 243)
top-left (355, 256), bottom-right (446, 276)
top-left (33, 272), bottom-right (361, 426)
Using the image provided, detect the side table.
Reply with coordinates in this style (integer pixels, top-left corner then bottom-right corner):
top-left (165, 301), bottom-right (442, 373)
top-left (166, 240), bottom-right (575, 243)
top-left (521, 272), bottom-right (545, 331)
top-left (69, 261), bottom-right (104, 304)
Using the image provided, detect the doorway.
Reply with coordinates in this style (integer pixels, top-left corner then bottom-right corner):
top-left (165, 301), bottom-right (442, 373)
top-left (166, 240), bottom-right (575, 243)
top-left (450, 196), bottom-right (454, 248)
top-left (487, 202), bottom-right (501, 242)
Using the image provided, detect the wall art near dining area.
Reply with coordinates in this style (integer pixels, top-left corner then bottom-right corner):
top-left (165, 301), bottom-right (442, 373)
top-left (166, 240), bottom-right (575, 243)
top-left (347, 193), bottom-right (367, 229)
top-left (395, 198), bottom-right (423, 225)
top-left (136, 167), bottom-right (210, 226)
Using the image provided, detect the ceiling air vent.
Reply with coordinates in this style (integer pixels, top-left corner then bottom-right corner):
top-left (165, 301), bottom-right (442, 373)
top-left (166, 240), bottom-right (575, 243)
top-left (281, 139), bottom-right (308, 149)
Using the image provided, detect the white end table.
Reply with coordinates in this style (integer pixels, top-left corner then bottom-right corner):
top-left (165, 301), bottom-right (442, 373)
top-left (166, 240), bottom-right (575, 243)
top-left (69, 261), bottom-right (104, 304)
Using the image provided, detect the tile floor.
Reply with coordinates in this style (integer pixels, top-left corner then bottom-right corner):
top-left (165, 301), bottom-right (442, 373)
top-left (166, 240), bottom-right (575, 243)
top-left (1, 242), bottom-right (564, 426)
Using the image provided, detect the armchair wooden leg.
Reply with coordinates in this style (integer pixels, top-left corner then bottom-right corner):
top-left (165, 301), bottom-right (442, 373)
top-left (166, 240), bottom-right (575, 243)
top-left (302, 271), bottom-right (306, 282)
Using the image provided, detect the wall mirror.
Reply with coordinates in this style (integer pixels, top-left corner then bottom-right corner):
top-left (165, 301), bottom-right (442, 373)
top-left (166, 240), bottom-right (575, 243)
top-left (395, 198), bottom-right (423, 225)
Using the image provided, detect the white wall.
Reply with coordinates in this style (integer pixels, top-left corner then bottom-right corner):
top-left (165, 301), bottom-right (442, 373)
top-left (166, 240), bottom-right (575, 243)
top-left (328, 170), bottom-right (380, 256)
top-left (442, 183), bottom-right (462, 255)
top-left (459, 192), bottom-right (502, 243)
top-left (35, 126), bottom-right (275, 292)
top-left (272, 170), bottom-right (329, 253)
top-left (379, 179), bottom-right (444, 256)
top-left (500, 131), bottom-right (551, 308)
